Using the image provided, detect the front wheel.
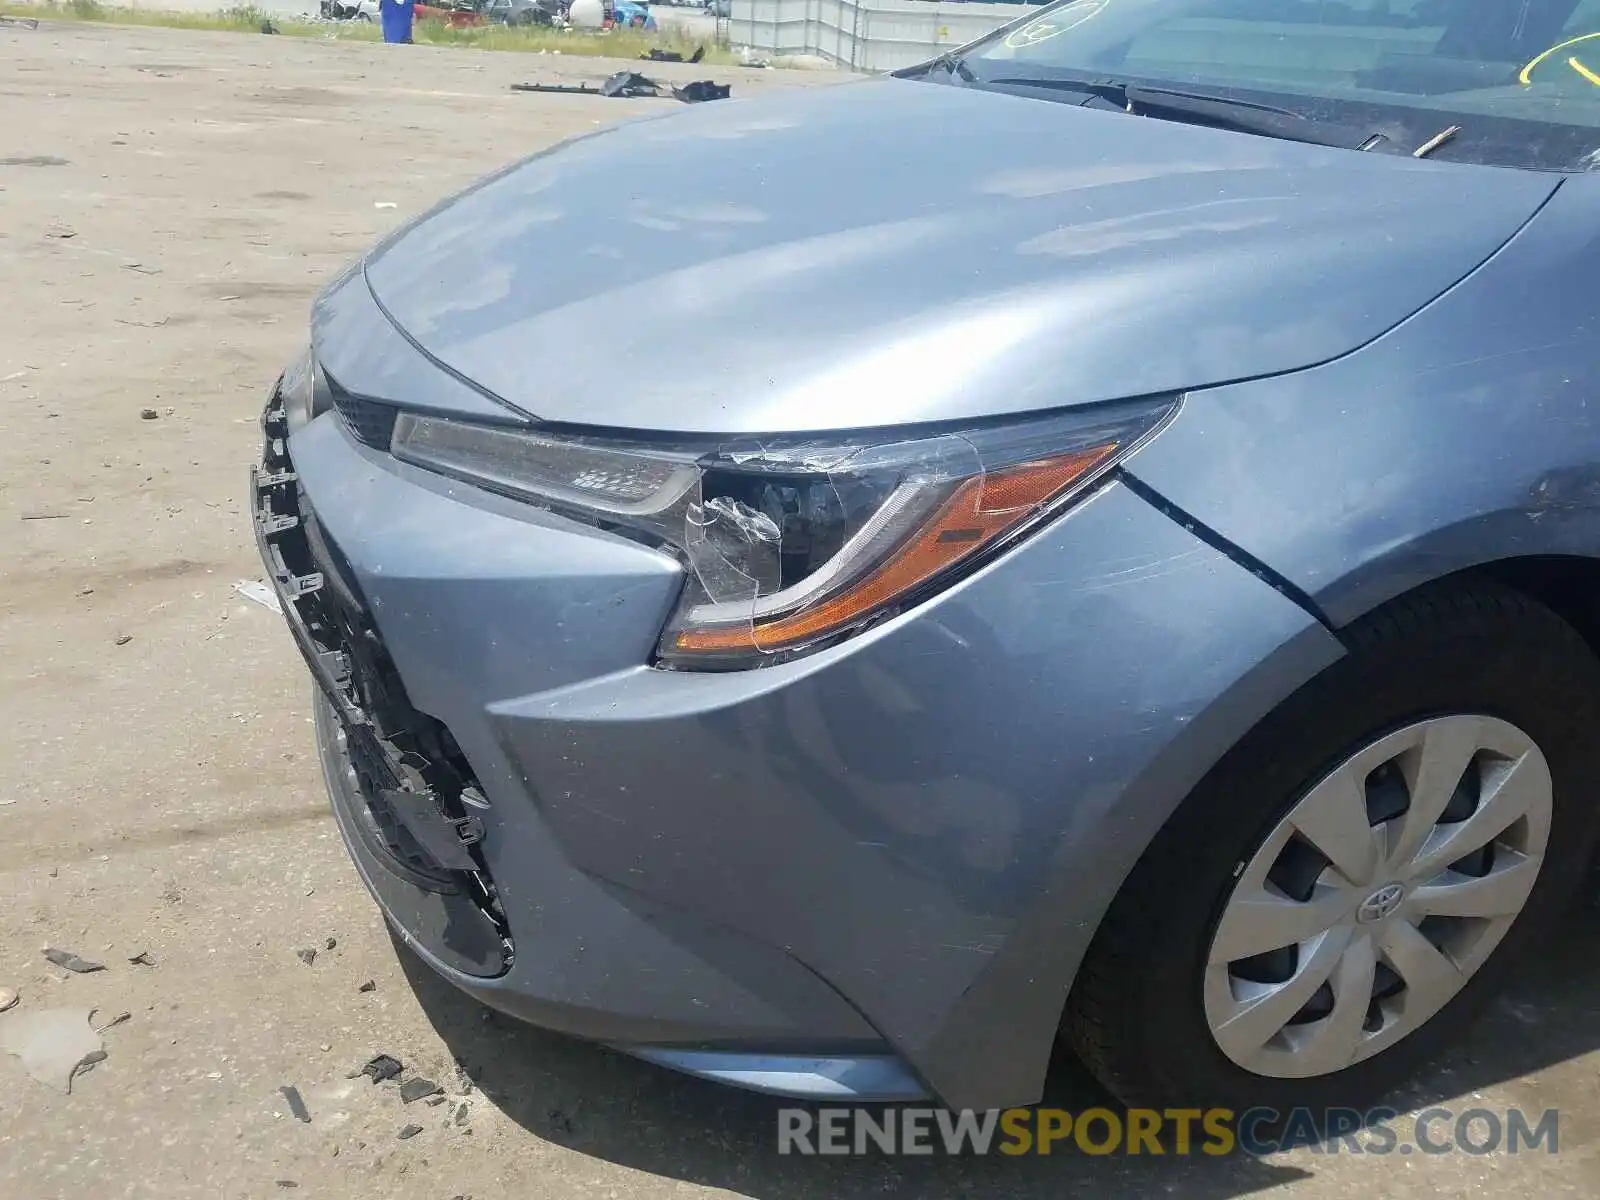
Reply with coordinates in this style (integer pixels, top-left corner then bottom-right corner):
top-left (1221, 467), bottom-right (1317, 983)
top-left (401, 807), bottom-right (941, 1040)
top-left (1065, 581), bottom-right (1600, 1113)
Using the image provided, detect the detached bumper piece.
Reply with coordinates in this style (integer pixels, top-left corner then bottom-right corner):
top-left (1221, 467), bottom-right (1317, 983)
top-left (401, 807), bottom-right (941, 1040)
top-left (251, 391), bottom-right (512, 978)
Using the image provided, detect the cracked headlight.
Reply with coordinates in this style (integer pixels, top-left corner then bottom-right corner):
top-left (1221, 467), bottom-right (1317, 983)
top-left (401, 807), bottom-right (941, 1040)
top-left (391, 399), bottom-right (1177, 670)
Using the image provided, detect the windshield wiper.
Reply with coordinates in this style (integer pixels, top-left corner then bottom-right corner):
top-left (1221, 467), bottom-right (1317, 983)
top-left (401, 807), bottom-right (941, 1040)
top-left (983, 75), bottom-right (1388, 151)
top-left (916, 50), bottom-right (976, 83)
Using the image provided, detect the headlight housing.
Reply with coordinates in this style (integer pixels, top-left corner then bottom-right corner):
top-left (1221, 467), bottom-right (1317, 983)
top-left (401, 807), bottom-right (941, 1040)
top-left (278, 347), bottom-right (335, 435)
top-left (391, 399), bottom-right (1176, 670)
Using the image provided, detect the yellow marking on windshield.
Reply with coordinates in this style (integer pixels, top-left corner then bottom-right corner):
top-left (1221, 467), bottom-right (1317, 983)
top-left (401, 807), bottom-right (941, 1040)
top-left (1570, 56), bottom-right (1600, 87)
top-left (1520, 31), bottom-right (1600, 85)
top-left (1002, 0), bottom-right (1110, 50)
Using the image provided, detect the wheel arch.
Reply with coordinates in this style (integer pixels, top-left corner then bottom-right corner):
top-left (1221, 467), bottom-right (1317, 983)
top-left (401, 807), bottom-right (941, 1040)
top-left (1048, 553), bottom-right (1600, 1081)
top-left (1440, 554), bottom-right (1600, 668)
top-left (1061, 571), bottom-right (1600, 1108)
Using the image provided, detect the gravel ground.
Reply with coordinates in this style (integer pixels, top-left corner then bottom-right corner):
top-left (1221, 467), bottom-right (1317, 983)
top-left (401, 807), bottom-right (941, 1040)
top-left (0, 19), bottom-right (1597, 1200)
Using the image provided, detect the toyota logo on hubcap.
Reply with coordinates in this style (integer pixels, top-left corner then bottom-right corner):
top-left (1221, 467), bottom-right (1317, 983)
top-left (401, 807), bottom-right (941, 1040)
top-left (1357, 882), bottom-right (1407, 924)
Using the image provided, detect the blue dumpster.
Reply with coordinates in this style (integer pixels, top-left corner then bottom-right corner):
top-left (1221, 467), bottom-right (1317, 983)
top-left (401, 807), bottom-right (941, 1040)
top-left (378, 0), bottom-right (415, 43)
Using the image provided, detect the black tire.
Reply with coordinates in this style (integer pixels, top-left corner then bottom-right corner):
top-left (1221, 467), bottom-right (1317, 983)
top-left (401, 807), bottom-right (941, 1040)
top-left (1064, 579), bottom-right (1600, 1113)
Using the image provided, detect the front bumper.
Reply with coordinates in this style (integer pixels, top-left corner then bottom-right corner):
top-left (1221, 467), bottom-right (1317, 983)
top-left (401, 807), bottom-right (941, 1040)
top-left (254, 387), bottom-right (1342, 1109)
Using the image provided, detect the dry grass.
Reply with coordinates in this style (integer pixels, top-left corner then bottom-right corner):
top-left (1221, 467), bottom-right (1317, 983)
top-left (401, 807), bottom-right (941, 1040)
top-left (0, 0), bottom-right (740, 63)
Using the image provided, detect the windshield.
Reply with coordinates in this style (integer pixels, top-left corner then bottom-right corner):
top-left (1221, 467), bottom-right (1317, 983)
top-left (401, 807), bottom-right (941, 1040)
top-left (950, 0), bottom-right (1600, 170)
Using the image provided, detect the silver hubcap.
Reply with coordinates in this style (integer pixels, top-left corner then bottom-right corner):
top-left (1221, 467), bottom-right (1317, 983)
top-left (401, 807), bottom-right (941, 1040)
top-left (1203, 715), bottom-right (1552, 1079)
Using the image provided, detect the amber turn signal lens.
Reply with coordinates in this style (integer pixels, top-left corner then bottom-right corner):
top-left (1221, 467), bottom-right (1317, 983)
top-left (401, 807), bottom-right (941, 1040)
top-left (673, 444), bottom-right (1117, 654)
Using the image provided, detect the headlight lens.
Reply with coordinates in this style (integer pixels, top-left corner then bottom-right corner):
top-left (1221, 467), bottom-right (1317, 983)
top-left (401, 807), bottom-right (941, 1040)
top-left (391, 399), bottom-right (1176, 669)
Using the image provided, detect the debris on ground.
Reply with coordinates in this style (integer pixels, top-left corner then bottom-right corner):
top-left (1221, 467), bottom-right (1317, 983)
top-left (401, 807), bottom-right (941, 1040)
top-left (0, 13), bottom-right (43, 27)
top-left (672, 81), bottom-right (731, 103)
top-left (0, 988), bottom-right (17, 1014)
top-left (127, 951), bottom-right (155, 966)
top-left (94, 1011), bottom-right (131, 1032)
top-left (602, 70), bottom-right (660, 98)
top-left (275, 1183), bottom-right (298, 1190)
top-left (43, 948), bottom-right (105, 974)
top-left (399, 1077), bottom-right (441, 1104)
top-left (281, 1084), bottom-right (312, 1123)
top-left (295, 947), bottom-right (317, 966)
top-left (232, 580), bottom-right (282, 614)
top-left (640, 46), bottom-right (704, 63)
top-left (357, 980), bottom-right (375, 993)
top-left (454, 1101), bottom-right (470, 1126)
top-left (360, 1054), bottom-right (403, 1084)
top-left (324, 937), bottom-right (336, 951)
top-left (260, 19), bottom-right (279, 34)
top-left (76, 1048), bottom-right (108, 1080)
top-left (139, 408), bottom-right (159, 420)
top-left (511, 70), bottom-right (731, 103)
top-left (114, 634), bottom-right (133, 646)
top-left (374, 201), bottom-right (397, 210)
top-left (426, 1094), bottom-right (447, 1107)
top-left (0, 1007), bottom-right (105, 1093)
top-left (397, 1124), bottom-right (423, 1140)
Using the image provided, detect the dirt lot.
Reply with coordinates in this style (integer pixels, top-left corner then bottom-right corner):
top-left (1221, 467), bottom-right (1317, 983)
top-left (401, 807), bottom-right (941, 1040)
top-left (1, 19), bottom-right (1599, 1200)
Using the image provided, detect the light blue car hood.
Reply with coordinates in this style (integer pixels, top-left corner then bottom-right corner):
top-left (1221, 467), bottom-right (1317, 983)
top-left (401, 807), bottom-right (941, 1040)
top-left (350, 78), bottom-right (1558, 434)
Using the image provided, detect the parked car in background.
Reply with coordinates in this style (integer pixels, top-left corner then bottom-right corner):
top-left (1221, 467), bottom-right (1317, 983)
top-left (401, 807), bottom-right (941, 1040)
top-left (482, 0), bottom-right (565, 24)
top-left (255, 0), bottom-right (1600, 1116)
top-left (703, 0), bottom-right (729, 16)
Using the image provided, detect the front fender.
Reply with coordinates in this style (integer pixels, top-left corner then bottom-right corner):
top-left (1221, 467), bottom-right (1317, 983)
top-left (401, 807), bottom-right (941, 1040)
top-left (1121, 175), bottom-right (1600, 627)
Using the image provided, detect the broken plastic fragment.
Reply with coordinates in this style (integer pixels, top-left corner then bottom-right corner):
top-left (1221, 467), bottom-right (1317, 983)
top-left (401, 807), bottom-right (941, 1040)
top-left (361, 1054), bottom-right (403, 1084)
top-left (94, 1011), bottom-right (131, 1033)
top-left (295, 948), bottom-right (316, 967)
top-left (0, 1007), bottom-right (105, 1093)
top-left (397, 1124), bottom-right (423, 1140)
top-left (672, 81), bottom-right (732, 104)
top-left (233, 579), bottom-right (282, 614)
top-left (281, 1084), bottom-right (311, 1123)
top-left (76, 1048), bottom-right (107, 1078)
top-left (43, 948), bottom-right (104, 974)
top-left (689, 495), bottom-right (781, 545)
top-left (127, 951), bottom-right (155, 967)
top-left (399, 1077), bottom-right (441, 1104)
